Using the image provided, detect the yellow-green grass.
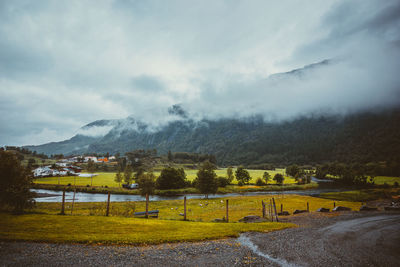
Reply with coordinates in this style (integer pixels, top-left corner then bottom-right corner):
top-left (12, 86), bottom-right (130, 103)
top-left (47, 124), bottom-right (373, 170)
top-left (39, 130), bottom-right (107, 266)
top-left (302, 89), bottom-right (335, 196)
top-left (32, 195), bottom-right (362, 222)
top-left (34, 172), bottom-right (119, 187)
top-left (373, 176), bottom-right (400, 185)
top-left (327, 175), bottom-right (400, 185)
top-left (33, 168), bottom-right (295, 187)
top-left (320, 188), bottom-right (400, 202)
top-left (0, 213), bottom-right (293, 245)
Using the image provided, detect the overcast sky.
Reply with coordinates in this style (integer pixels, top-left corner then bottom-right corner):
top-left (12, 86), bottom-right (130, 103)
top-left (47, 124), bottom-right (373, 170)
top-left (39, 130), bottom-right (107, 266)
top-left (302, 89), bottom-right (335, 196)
top-left (1, 0), bottom-right (400, 146)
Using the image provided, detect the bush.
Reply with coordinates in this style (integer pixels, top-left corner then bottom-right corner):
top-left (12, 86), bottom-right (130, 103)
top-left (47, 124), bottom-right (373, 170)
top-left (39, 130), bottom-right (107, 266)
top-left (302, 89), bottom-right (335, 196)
top-left (255, 178), bottom-right (265, 186)
top-left (273, 173), bottom-right (285, 185)
top-left (156, 167), bottom-right (187, 189)
top-left (0, 151), bottom-right (35, 213)
top-left (238, 181), bottom-right (244, 186)
top-left (394, 181), bottom-right (399, 187)
top-left (217, 177), bottom-right (230, 187)
top-left (235, 166), bottom-right (251, 185)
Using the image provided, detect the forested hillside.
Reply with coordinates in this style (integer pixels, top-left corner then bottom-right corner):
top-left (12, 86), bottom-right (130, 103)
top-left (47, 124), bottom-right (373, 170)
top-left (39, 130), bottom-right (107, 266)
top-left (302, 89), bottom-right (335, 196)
top-left (25, 109), bottom-right (400, 166)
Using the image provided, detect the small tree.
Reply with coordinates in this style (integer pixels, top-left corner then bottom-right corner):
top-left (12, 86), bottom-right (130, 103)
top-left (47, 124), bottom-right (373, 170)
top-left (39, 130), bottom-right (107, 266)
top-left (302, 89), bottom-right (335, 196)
top-left (114, 168), bottom-right (123, 187)
top-left (156, 167), bottom-right (187, 189)
top-left (196, 161), bottom-right (218, 198)
top-left (286, 165), bottom-right (300, 177)
top-left (137, 172), bottom-right (156, 218)
top-left (137, 172), bottom-right (156, 196)
top-left (263, 171), bottom-right (271, 184)
top-left (124, 164), bottom-right (133, 184)
top-left (255, 177), bottom-right (265, 186)
top-left (227, 167), bottom-right (234, 184)
top-left (87, 159), bottom-right (96, 186)
top-left (235, 166), bottom-right (251, 185)
top-left (273, 173), bottom-right (284, 185)
top-left (0, 151), bottom-right (35, 213)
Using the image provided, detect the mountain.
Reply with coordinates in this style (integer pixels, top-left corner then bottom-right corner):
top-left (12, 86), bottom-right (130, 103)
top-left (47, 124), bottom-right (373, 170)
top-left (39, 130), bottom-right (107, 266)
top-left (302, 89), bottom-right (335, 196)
top-left (24, 108), bottom-right (400, 166)
top-left (24, 61), bottom-right (400, 166)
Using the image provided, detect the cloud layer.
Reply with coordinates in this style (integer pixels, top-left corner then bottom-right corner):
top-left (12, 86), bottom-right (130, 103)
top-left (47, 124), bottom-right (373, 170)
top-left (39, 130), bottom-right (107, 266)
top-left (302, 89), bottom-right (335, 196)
top-left (1, 0), bottom-right (400, 145)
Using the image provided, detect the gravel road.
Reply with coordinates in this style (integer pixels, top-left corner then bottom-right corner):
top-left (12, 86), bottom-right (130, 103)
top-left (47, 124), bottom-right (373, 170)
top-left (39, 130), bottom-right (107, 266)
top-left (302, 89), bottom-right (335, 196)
top-left (1, 212), bottom-right (399, 267)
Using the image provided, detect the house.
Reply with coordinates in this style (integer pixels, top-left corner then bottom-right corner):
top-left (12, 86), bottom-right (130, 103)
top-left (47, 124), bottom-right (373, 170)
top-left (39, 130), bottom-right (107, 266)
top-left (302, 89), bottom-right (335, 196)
top-left (84, 156), bottom-right (97, 162)
top-left (97, 157), bottom-right (108, 162)
top-left (33, 166), bottom-right (53, 177)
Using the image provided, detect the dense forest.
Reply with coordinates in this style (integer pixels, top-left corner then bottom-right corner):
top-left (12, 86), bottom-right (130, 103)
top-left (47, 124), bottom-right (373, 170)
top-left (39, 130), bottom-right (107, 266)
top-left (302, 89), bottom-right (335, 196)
top-left (25, 108), bottom-right (400, 166)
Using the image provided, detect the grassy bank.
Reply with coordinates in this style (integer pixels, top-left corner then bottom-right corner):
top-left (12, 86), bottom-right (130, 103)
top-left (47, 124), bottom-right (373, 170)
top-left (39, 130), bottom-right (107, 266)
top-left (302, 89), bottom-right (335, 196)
top-left (320, 188), bottom-right (400, 202)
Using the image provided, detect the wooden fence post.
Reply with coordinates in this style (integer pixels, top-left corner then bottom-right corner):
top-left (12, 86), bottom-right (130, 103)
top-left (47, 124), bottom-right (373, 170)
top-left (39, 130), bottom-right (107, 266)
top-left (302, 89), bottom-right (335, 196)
top-left (307, 202), bottom-right (309, 212)
top-left (184, 196), bottom-right (187, 221)
top-left (70, 188), bottom-right (76, 215)
top-left (262, 201), bottom-right (265, 218)
top-left (106, 191), bottom-right (111, 216)
top-left (270, 199), bottom-right (273, 222)
top-left (272, 198), bottom-right (279, 222)
top-left (334, 202), bottom-right (336, 208)
top-left (145, 193), bottom-right (149, 218)
top-left (281, 203), bottom-right (283, 213)
top-left (226, 199), bottom-right (229, 222)
top-left (60, 189), bottom-right (65, 215)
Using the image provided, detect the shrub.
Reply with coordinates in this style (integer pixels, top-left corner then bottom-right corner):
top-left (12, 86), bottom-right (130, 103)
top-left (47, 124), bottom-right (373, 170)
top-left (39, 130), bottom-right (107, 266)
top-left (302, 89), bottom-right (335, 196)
top-left (217, 177), bottom-right (230, 187)
top-left (156, 167), bottom-right (187, 189)
top-left (255, 178), bottom-right (265, 186)
top-left (0, 151), bottom-right (35, 213)
top-left (235, 166), bottom-right (251, 185)
top-left (273, 173), bottom-right (285, 185)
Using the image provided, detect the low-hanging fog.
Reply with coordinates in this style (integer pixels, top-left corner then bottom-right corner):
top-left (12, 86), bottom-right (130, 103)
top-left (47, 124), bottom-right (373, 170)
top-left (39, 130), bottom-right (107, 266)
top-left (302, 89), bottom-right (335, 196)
top-left (1, 0), bottom-right (400, 146)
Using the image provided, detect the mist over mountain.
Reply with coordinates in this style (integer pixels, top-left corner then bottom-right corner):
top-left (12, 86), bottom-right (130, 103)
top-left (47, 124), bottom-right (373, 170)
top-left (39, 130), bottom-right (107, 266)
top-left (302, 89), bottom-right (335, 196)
top-left (24, 106), bottom-right (400, 166)
top-left (24, 59), bottom-right (400, 165)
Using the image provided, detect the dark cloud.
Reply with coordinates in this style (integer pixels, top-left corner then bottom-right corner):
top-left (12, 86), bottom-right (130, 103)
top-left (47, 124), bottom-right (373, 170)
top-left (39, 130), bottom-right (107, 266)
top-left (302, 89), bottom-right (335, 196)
top-left (0, 0), bottom-right (399, 146)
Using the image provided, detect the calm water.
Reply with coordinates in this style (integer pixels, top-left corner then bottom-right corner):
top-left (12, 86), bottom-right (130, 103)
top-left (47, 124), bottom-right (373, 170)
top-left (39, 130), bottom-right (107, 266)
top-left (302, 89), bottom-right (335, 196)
top-left (32, 187), bottom-right (341, 202)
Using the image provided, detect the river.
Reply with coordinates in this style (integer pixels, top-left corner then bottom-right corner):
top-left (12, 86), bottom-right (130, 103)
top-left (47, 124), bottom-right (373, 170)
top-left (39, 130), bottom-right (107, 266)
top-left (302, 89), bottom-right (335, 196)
top-left (32, 187), bottom-right (341, 202)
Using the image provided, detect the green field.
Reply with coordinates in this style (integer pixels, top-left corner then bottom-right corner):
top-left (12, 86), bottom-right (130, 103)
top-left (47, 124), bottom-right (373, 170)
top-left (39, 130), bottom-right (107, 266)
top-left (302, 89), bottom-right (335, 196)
top-left (0, 194), bottom-right (361, 245)
top-left (33, 194), bottom-right (362, 222)
top-left (33, 168), bottom-right (296, 187)
top-left (0, 214), bottom-right (293, 245)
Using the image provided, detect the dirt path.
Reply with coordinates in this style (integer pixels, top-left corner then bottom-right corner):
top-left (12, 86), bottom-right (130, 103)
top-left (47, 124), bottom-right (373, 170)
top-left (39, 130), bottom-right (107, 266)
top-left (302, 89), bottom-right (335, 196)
top-left (245, 213), bottom-right (400, 266)
top-left (1, 213), bottom-right (399, 266)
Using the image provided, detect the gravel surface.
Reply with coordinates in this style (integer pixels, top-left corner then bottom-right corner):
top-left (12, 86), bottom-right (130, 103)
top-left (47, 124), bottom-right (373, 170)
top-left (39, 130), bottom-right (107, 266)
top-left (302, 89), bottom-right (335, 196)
top-left (245, 212), bottom-right (400, 267)
top-left (1, 212), bottom-right (399, 267)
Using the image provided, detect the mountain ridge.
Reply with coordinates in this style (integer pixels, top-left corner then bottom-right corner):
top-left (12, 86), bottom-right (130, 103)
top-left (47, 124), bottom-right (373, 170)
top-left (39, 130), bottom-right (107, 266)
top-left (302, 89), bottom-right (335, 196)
top-left (24, 108), bottom-right (400, 166)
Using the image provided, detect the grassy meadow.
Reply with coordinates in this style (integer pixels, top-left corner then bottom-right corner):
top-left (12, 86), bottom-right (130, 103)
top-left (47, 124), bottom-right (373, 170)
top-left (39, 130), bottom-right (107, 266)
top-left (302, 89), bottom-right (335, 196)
top-left (0, 214), bottom-right (293, 245)
top-left (33, 194), bottom-right (362, 222)
top-left (33, 168), bottom-right (296, 187)
top-left (0, 194), bottom-right (362, 245)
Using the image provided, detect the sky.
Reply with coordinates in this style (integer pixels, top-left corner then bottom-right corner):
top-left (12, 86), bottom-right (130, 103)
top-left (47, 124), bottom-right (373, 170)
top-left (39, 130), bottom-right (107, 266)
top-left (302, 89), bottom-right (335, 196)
top-left (1, 0), bottom-right (400, 146)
